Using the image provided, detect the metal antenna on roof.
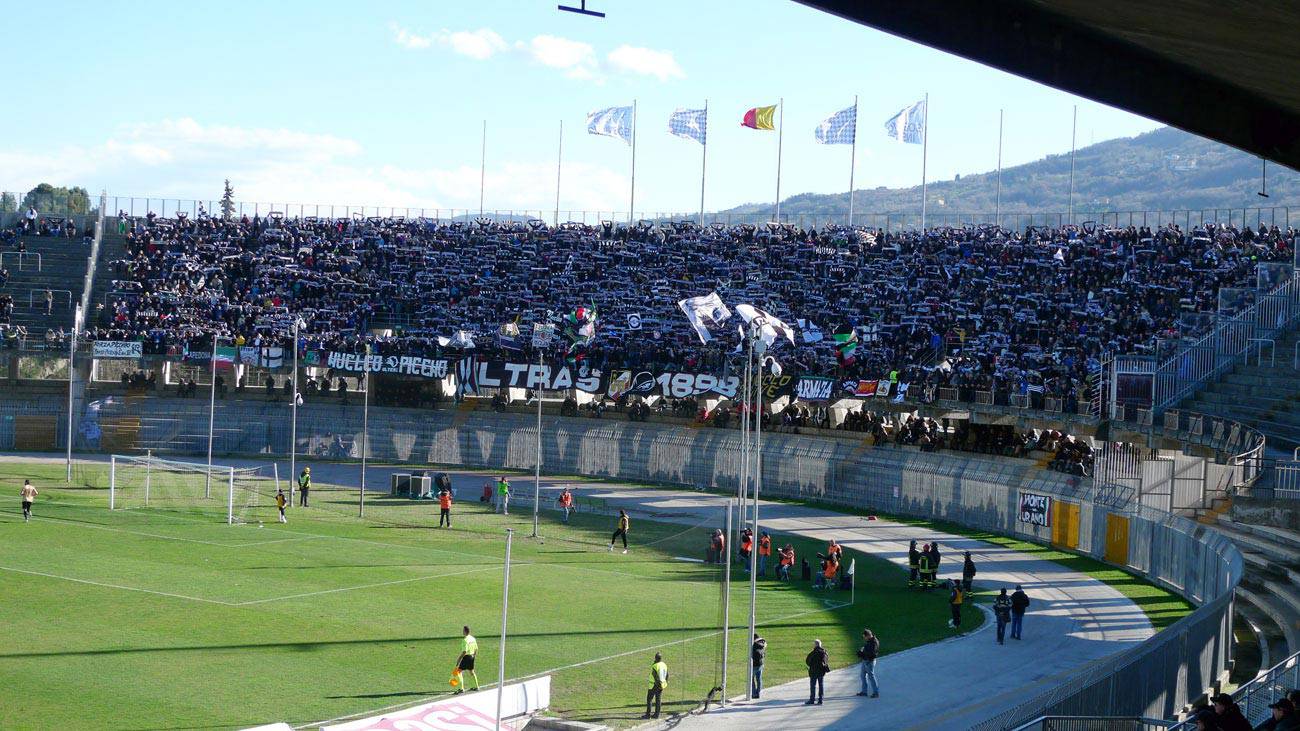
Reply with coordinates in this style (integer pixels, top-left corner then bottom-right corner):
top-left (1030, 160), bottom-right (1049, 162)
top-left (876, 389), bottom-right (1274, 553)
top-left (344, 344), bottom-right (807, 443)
top-left (558, 0), bottom-right (604, 17)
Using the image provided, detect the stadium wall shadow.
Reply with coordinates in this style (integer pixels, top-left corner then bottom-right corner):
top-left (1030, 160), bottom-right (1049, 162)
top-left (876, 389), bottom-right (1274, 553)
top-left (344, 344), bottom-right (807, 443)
top-left (2, 395), bottom-right (1242, 727)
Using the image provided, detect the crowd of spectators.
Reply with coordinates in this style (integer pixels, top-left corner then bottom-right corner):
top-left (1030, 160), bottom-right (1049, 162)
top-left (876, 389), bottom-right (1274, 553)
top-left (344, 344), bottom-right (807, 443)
top-left (87, 213), bottom-right (1293, 410)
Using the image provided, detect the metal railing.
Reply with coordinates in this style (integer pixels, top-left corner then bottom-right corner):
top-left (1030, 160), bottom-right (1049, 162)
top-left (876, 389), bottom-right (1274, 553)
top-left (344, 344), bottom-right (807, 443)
top-left (1012, 718), bottom-right (1173, 731)
top-left (27, 289), bottom-right (73, 310)
top-left (78, 193), bottom-right (106, 331)
top-left (1275, 461), bottom-right (1300, 499)
top-left (0, 251), bottom-right (41, 271)
top-left (1166, 651), bottom-right (1300, 730)
top-left (1153, 274), bottom-right (1300, 414)
top-left (94, 193), bottom-right (1296, 232)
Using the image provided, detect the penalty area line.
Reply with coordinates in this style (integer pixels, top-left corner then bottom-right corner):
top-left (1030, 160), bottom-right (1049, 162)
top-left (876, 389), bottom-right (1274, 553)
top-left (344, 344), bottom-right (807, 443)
top-left (232, 565), bottom-right (503, 606)
top-left (0, 564), bottom-right (234, 606)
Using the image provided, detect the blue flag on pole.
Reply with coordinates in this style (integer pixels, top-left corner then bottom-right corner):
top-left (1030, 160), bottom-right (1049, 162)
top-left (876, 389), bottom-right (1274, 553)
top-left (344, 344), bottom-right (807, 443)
top-left (884, 99), bottom-right (926, 144)
top-left (668, 108), bottom-right (707, 145)
top-left (587, 105), bottom-right (634, 144)
top-left (814, 105), bottom-right (857, 145)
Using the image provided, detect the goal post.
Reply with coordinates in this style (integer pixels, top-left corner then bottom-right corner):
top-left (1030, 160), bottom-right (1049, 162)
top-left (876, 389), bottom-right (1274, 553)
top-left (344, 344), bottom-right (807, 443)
top-left (108, 454), bottom-right (277, 525)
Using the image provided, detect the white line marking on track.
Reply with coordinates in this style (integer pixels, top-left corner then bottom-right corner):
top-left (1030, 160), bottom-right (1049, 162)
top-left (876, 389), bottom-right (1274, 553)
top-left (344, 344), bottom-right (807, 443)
top-left (0, 565), bottom-right (234, 605)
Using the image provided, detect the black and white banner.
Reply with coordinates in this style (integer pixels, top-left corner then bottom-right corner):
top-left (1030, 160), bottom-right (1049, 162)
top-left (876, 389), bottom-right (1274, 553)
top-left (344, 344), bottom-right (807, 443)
top-left (92, 341), bottom-right (142, 359)
top-left (794, 376), bottom-right (836, 402)
top-left (607, 369), bottom-right (740, 399)
top-left (325, 351), bottom-right (450, 378)
top-left (1018, 492), bottom-right (1052, 527)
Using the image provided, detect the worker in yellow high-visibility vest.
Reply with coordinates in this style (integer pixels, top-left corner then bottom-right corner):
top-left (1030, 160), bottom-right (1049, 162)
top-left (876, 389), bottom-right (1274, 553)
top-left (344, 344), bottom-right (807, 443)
top-left (643, 652), bottom-right (668, 719)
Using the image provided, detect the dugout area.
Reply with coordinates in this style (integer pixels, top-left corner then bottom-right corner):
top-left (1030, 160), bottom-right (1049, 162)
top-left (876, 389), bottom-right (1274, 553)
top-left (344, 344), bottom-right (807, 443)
top-left (0, 456), bottom-right (977, 730)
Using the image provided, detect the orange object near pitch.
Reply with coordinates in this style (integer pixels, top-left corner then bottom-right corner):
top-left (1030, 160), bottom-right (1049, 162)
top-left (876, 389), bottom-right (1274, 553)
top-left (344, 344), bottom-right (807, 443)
top-left (450, 668), bottom-right (462, 687)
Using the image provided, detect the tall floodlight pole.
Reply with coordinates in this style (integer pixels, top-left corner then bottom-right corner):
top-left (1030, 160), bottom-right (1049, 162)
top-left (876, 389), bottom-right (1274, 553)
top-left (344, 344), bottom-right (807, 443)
top-left (1068, 105), bottom-right (1077, 224)
top-left (65, 304), bottom-right (79, 482)
top-left (359, 347), bottom-right (370, 518)
top-left (495, 529), bottom-right (515, 731)
top-left (995, 109), bottom-right (1004, 225)
top-left (205, 336), bottom-right (218, 499)
top-left (532, 347), bottom-right (544, 539)
top-left (720, 497), bottom-right (734, 705)
top-left (289, 319), bottom-right (300, 505)
top-left (745, 339), bottom-right (765, 701)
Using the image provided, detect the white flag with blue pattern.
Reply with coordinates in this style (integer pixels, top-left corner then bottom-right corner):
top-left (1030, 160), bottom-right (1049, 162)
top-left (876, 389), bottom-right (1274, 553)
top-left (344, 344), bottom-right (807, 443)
top-left (668, 108), bottom-right (707, 145)
top-left (814, 104), bottom-right (857, 145)
top-left (587, 105), bottom-right (634, 145)
top-left (884, 99), bottom-right (926, 144)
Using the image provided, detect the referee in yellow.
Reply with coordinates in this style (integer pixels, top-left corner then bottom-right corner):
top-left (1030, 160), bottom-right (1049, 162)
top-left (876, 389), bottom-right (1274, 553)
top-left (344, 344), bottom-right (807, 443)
top-left (454, 625), bottom-right (480, 694)
top-left (609, 509), bottom-right (629, 554)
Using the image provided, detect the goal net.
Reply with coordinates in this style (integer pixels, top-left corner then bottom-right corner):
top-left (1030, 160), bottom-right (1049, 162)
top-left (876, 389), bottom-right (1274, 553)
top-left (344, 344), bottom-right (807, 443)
top-left (108, 454), bottom-right (281, 525)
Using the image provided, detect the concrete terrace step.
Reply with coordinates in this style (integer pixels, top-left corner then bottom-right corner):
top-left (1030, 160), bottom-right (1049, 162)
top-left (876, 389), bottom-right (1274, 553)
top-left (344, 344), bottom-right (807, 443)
top-left (1237, 586), bottom-right (1299, 657)
top-left (1264, 579), bottom-right (1300, 634)
top-left (1237, 600), bottom-right (1280, 677)
top-left (1213, 521), bottom-right (1300, 565)
top-left (1220, 518), bottom-right (1300, 553)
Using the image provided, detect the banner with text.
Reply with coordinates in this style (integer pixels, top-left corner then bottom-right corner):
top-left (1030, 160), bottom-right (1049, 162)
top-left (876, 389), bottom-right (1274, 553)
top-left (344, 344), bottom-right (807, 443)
top-left (92, 341), bottom-right (142, 359)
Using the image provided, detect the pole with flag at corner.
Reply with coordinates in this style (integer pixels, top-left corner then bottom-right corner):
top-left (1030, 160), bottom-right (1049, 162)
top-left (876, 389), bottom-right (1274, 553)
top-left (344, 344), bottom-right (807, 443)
top-left (586, 104), bottom-right (634, 224)
top-left (205, 335), bottom-right (217, 499)
top-left (815, 100), bottom-right (859, 226)
top-left (289, 318), bottom-right (302, 505)
top-left (884, 97), bottom-right (928, 229)
top-left (741, 103), bottom-right (781, 222)
top-left (496, 528), bottom-right (514, 731)
top-left (669, 104), bottom-right (709, 222)
top-left (849, 96), bottom-right (858, 226)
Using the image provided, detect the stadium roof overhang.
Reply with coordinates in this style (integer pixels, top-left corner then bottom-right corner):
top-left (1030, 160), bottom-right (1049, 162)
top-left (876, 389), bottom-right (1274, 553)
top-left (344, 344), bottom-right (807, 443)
top-left (797, 0), bottom-right (1300, 171)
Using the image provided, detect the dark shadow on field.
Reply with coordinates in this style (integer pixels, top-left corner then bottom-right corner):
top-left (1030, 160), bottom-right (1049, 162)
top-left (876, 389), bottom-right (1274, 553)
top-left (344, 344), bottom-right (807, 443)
top-left (326, 690), bottom-right (437, 700)
top-left (0, 619), bottom-right (851, 660)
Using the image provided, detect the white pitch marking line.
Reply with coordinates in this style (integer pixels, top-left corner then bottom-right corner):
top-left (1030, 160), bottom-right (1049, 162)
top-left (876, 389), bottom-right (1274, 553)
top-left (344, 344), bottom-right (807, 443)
top-left (233, 565), bottom-right (502, 606)
top-left (673, 556), bottom-right (705, 563)
top-left (0, 564), bottom-right (234, 606)
top-left (302, 598), bottom-right (855, 729)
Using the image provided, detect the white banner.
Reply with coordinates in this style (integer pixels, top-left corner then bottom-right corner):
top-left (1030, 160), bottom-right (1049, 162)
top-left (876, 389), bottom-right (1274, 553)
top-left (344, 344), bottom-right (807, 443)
top-left (323, 676), bottom-right (550, 731)
top-left (92, 341), bottom-right (142, 359)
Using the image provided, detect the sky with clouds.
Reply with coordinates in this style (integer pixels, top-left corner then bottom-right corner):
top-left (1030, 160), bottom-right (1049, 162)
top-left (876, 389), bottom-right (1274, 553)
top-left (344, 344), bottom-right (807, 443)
top-left (1, 0), bottom-right (1165, 216)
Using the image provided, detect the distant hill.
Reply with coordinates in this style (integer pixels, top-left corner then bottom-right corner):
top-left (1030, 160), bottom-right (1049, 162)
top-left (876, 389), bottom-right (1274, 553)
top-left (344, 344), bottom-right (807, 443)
top-left (719, 127), bottom-right (1300, 219)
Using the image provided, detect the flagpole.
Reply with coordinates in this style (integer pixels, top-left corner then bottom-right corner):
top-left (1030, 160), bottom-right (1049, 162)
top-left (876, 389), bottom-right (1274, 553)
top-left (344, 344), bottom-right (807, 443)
top-left (995, 108), bottom-right (1004, 226)
top-left (775, 98), bottom-right (784, 223)
top-left (921, 92), bottom-right (929, 229)
top-left (746, 343), bottom-right (763, 701)
top-left (848, 96), bottom-right (858, 227)
top-left (554, 120), bottom-right (563, 227)
top-left (479, 120), bottom-right (487, 216)
top-left (205, 335), bottom-right (217, 499)
top-left (629, 100), bottom-right (637, 224)
top-left (699, 100), bottom-right (708, 223)
top-left (1068, 104), bottom-right (1077, 224)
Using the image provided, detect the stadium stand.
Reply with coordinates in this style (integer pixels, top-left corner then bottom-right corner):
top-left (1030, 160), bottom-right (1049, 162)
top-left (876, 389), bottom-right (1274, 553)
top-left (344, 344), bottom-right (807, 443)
top-left (77, 213), bottom-right (1294, 413)
top-left (0, 221), bottom-right (89, 342)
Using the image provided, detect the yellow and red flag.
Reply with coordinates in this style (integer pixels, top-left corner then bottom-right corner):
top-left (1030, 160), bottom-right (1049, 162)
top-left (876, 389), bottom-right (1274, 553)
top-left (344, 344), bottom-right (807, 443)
top-left (741, 105), bottom-right (777, 130)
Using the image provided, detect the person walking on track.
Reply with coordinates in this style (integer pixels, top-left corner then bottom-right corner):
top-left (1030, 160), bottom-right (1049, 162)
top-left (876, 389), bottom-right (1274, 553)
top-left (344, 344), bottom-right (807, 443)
top-left (643, 652), bottom-right (668, 719)
top-left (947, 580), bottom-right (964, 629)
top-left (994, 588), bottom-right (1013, 644)
top-left (1010, 585), bottom-right (1031, 639)
top-left (454, 626), bottom-right (480, 694)
top-left (438, 484), bottom-right (453, 528)
top-left (297, 467), bottom-right (311, 507)
top-left (20, 479), bottom-right (37, 523)
top-left (557, 487), bottom-right (574, 523)
top-left (609, 509), bottom-right (629, 553)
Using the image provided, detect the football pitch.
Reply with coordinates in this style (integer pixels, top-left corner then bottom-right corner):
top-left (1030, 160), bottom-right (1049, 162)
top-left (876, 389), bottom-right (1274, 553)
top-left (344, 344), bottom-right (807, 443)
top-left (0, 457), bottom-right (978, 730)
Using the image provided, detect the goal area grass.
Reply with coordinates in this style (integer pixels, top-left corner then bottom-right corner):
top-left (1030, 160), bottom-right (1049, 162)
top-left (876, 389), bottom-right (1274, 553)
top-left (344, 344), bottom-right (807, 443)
top-left (0, 458), bottom-right (979, 730)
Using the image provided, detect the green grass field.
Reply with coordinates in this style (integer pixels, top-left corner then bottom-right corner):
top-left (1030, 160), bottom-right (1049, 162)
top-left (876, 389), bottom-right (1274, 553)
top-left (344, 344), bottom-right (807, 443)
top-left (0, 458), bottom-right (979, 730)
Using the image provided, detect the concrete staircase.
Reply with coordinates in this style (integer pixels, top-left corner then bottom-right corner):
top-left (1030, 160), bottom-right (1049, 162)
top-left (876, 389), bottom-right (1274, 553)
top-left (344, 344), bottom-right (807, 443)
top-left (87, 229), bottom-right (128, 326)
top-left (1, 235), bottom-right (92, 333)
top-left (1186, 329), bottom-right (1300, 453)
top-left (1215, 515), bottom-right (1300, 680)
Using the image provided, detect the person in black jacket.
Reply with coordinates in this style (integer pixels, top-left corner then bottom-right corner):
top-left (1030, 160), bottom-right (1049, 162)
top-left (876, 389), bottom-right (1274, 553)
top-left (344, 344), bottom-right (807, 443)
top-left (929, 542), bottom-right (942, 586)
top-left (1010, 585), bottom-right (1031, 639)
top-left (804, 640), bottom-right (829, 706)
top-left (1209, 693), bottom-right (1250, 731)
top-left (962, 551), bottom-right (977, 593)
top-left (907, 540), bottom-right (920, 587)
top-left (993, 588), bottom-right (1013, 644)
top-left (856, 629), bottom-right (879, 697)
top-left (750, 633), bottom-right (767, 699)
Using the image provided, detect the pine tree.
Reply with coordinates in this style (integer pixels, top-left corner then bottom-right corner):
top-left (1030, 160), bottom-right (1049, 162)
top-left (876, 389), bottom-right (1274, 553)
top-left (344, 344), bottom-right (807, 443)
top-left (220, 180), bottom-right (236, 221)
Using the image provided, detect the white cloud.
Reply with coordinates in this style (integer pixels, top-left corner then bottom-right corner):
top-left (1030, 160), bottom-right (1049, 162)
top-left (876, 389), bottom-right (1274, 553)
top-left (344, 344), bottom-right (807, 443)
top-left (0, 117), bottom-right (626, 213)
top-left (391, 25), bottom-right (507, 60)
top-left (522, 35), bottom-right (599, 79)
top-left (390, 23), bottom-right (683, 82)
top-left (606, 45), bottom-right (684, 81)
